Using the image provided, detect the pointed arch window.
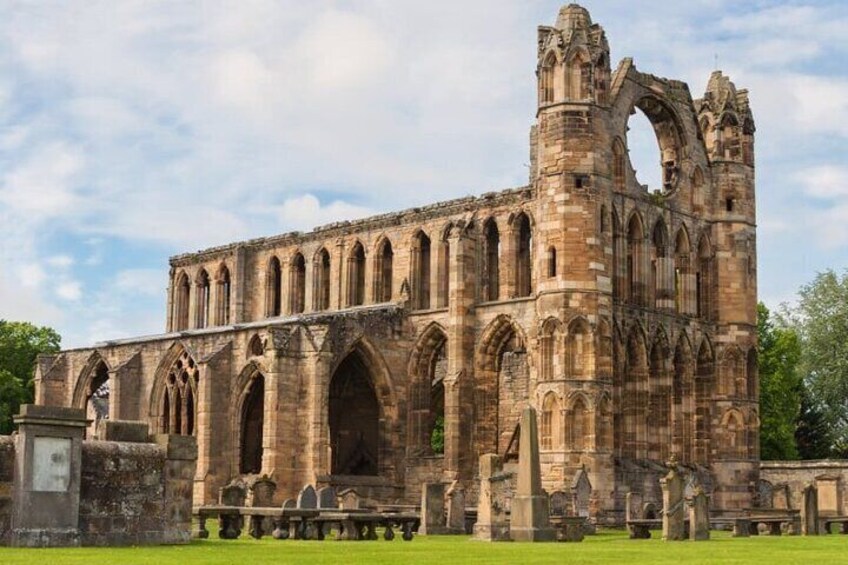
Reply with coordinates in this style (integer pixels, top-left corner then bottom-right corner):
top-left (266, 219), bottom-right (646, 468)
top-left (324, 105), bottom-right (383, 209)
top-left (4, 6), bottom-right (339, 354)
top-left (627, 216), bottom-right (645, 305)
top-left (412, 232), bottom-right (431, 310)
top-left (215, 265), bottom-right (231, 326)
top-left (289, 253), bottom-right (306, 314)
top-left (375, 239), bottom-right (394, 303)
top-left (514, 213), bottom-right (533, 297)
top-left (484, 219), bottom-right (500, 301)
top-left (267, 256), bottom-right (282, 317)
top-left (568, 397), bottom-right (589, 451)
top-left (541, 393), bottom-right (560, 450)
top-left (314, 248), bottom-right (331, 311)
top-left (612, 139), bottom-right (626, 190)
top-left (195, 269), bottom-right (211, 329)
top-left (347, 242), bottom-right (366, 307)
top-left (174, 271), bottom-right (191, 331)
top-left (161, 351), bottom-right (199, 436)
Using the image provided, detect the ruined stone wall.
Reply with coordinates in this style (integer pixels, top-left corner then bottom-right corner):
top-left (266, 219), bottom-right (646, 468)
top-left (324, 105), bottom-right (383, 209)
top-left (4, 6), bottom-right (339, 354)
top-left (761, 461), bottom-right (848, 516)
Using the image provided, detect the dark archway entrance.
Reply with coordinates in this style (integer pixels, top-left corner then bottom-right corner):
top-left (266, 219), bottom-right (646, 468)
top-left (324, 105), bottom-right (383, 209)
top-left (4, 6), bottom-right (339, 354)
top-left (240, 374), bottom-right (265, 474)
top-left (329, 352), bottom-right (379, 476)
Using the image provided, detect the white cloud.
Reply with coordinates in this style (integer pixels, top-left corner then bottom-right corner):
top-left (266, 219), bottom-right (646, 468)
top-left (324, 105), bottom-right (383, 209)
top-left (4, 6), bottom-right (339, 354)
top-left (267, 194), bottom-right (373, 233)
top-left (55, 280), bottom-right (82, 301)
top-left (795, 165), bottom-right (848, 200)
top-left (115, 269), bottom-right (167, 297)
top-left (46, 255), bottom-right (75, 268)
top-left (17, 263), bottom-right (46, 288)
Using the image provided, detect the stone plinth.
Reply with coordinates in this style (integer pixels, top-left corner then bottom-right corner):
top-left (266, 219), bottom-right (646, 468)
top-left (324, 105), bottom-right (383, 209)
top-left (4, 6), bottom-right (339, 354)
top-left (10, 405), bottom-right (88, 547)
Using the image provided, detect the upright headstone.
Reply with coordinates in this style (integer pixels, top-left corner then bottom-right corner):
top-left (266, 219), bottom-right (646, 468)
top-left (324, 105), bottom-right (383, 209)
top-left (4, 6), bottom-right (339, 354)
top-left (219, 482), bottom-right (247, 506)
top-left (9, 405), bottom-right (88, 547)
top-left (687, 487), bottom-right (710, 541)
top-left (249, 476), bottom-right (276, 507)
top-left (297, 485), bottom-right (317, 509)
top-left (572, 468), bottom-right (592, 518)
top-left (801, 483), bottom-right (819, 536)
top-left (472, 454), bottom-right (510, 541)
top-left (446, 481), bottom-right (466, 534)
top-left (661, 457), bottom-right (685, 541)
top-left (773, 484), bottom-right (791, 510)
top-left (338, 489), bottom-right (360, 510)
top-left (549, 491), bottom-right (569, 516)
top-left (317, 486), bottom-right (338, 509)
top-left (419, 483), bottom-right (447, 535)
top-left (218, 481), bottom-right (246, 539)
top-left (510, 407), bottom-right (556, 542)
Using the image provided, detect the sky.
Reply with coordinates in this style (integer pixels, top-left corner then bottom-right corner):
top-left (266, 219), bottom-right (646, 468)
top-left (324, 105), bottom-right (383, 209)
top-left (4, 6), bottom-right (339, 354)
top-left (0, 0), bottom-right (846, 348)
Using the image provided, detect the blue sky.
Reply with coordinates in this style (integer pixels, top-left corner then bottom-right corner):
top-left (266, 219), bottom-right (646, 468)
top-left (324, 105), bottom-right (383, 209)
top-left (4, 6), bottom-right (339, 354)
top-left (1, 1), bottom-right (846, 348)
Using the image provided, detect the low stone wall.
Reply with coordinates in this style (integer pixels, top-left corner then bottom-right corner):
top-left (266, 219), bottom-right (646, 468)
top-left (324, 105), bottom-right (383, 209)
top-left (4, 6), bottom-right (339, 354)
top-left (0, 436), bottom-right (14, 543)
top-left (761, 460), bottom-right (848, 515)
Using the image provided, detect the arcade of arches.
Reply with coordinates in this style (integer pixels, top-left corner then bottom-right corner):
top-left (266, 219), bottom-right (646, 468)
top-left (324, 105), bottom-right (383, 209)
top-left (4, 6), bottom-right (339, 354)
top-left (38, 4), bottom-right (759, 522)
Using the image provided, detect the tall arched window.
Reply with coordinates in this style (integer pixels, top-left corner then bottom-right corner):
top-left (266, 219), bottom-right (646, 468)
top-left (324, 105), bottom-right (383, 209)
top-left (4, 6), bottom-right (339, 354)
top-left (612, 138), bottom-right (626, 190)
top-left (541, 393), bottom-right (560, 450)
top-left (412, 231), bottom-right (431, 310)
top-left (540, 319), bottom-right (564, 381)
top-left (694, 341), bottom-right (714, 464)
top-left (598, 397), bottom-right (613, 451)
top-left (696, 237), bottom-right (713, 320)
top-left (195, 269), bottom-right (211, 329)
top-left (547, 246), bottom-right (557, 278)
top-left (721, 410), bottom-right (746, 459)
top-left (161, 351), bottom-right (199, 436)
top-left (267, 256), bottom-right (282, 317)
top-left (437, 230), bottom-right (450, 308)
top-left (215, 264), bottom-right (231, 326)
top-left (347, 242), bottom-right (366, 307)
top-left (314, 248), bottom-right (331, 311)
top-left (568, 397), bottom-right (589, 451)
top-left (648, 337), bottom-right (672, 462)
top-left (566, 318), bottom-right (592, 378)
top-left (652, 220), bottom-right (670, 309)
top-left (174, 271), bottom-right (190, 331)
top-left (240, 373), bottom-right (265, 474)
top-left (289, 253), bottom-right (306, 314)
top-left (674, 229), bottom-right (690, 314)
top-left (375, 239), bottom-right (393, 303)
top-left (85, 361), bottom-right (110, 437)
top-left (540, 52), bottom-right (557, 104)
top-left (627, 215), bottom-right (644, 305)
top-left (484, 219), bottom-right (500, 301)
top-left (514, 213), bottom-right (533, 297)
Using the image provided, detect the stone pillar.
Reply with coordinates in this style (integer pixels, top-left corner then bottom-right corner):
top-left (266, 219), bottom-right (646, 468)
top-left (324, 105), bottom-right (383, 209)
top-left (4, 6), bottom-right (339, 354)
top-left (661, 458), bottom-right (685, 541)
top-left (472, 454), bottom-right (510, 541)
top-left (194, 344), bottom-right (230, 504)
top-left (510, 407), bottom-right (556, 542)
top-left (232, 245), bottom-right (248, 323)
top-left (265, 337), bottom-right (301, 498)
top-left (801, 483), bottom-right (819, 536)
top-left (9, 405), bottom-right (88, 547)
top-left (688, 487), bottom-right (710, 541)
top-left (445, 225), bottom-right (475, 482)
top-left (155, 434), bottom-right (198, 544)
top-left (419, 483), bottom-right (447, 535)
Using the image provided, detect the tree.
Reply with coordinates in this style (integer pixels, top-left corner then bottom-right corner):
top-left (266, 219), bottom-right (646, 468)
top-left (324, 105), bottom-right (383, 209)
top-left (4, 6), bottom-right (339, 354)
top-left (0, 320), bottom-right (61, 434)
top-left (795, 384), bottom-right (833, 460)
top-left (757, 303), bottom-right (802, 460)
top-left (784, 270), bottom-right (848, 454)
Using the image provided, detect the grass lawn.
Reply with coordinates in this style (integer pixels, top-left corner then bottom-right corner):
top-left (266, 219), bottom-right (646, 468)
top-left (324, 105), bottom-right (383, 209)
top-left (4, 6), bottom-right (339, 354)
top-left (0, 528), bottom-right (845, 564)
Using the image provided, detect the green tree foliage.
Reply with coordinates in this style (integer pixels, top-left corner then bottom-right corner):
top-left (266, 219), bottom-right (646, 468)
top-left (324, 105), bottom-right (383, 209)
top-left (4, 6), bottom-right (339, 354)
top-left (785, 270), bottom-right (848, 455)
top-left (757, 303), bottom-right (802, 460)
top-left (430, 415), bottom-right (444, 454)
top-left (0, 320), bottom-right (61, 434)
top-left (795, 384), bottom-right (833, 460)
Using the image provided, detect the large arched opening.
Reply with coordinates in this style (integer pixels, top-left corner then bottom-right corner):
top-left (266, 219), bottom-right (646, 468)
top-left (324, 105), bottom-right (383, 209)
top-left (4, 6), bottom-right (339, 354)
top-left (239, 373), bottom-right (265, 475)
top-left (329, 351), bottom-right (380, 476)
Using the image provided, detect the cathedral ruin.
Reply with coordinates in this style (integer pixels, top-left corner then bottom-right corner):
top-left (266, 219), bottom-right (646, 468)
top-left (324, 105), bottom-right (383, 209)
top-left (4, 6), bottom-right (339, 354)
top-left (34, 4), bottom-right (758, 522)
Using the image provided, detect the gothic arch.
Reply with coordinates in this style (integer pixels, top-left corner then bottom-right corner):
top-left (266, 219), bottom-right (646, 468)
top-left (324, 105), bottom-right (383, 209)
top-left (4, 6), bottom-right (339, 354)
top-left (266, 256), bottom-right (283, 318)
top-left (373, 236), bottom-right (394, 304)
top-left (566, 316), bottom-right (592, 378)
top-left (540, 391), bottom-right (561, 450)
top-left (72, 351), bottom-right (112, 409)
top-left (232, 361), bottom-right (267, 475)
top-left (148, 341), bottom-right (200, 433)
top-left (410, 230), bottom-right (432, 310)
top-left (313, 247), bottom-right (332, 311)
top-left (173, 270), bottom-right (191, 331)
top-left (566, 392), bottom-right (591, 451)
top-left (149, 342), bottom-right (200, 436)
top-left (482, 217), bottom-right (501, 301)
top-left (539, 317), bottom-right (565, 381)
top-left (407, 322), bottom-right (449, 454)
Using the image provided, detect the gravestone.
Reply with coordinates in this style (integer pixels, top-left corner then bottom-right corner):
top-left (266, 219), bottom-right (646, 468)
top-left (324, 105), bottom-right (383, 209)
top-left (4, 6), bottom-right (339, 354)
top-left (772, 484), bottom-right (791, 510)
top-left (661, 457), bottom-right (685, 541)
top-left (549, 491), bottom-right (568, 516)
top-left (317, 486), bottom-right (338, 509)
top-left (218, 481), bottom-right (246, 539)
top-left (510, 407), bottom-right (556, 542)
top-left (419, 483), bottom-right (447, 535)
top-left (446, 481), bottom-right (466, 534)
top-left (297, 485), bottom-right (317, 509)
top-left (338, 488), bottom-right (360, 510)
top-left (572, 468), bottom-right (592, 518)
top-left (249, 476), bottom-right (276, 507)
top-left (801, 483), bottom-right (819, 535)
top-left (815, 475), bottom-right (840, 516)
top-left (472, 454), bottom-right (510, 541)
top-left (282, 498), bottom-right (296, 509)
top-left (687, 487), bottom-right (710, 541)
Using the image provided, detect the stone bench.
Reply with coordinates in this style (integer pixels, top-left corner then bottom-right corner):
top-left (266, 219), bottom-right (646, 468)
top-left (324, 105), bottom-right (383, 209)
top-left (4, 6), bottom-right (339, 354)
top-left (307, 511), bottom-right (418, 541)
top-left (548, 515), bottom-right (586, 542)
top-left (819, 516), bottom-right (848, 534)
top-left (745, 510), bottom-right (801, 536)
top-left (626, 518), bottom-right (693, 539)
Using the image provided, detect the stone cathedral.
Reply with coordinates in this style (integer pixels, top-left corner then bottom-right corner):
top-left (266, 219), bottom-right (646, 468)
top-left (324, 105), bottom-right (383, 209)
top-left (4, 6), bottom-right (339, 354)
top-left (35, 4), bottom-right (758, 522)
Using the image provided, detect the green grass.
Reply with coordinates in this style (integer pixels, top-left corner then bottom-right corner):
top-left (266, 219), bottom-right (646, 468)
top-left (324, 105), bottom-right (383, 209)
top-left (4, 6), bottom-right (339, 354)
top-left (1, 529), bottom-right (846, 564)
